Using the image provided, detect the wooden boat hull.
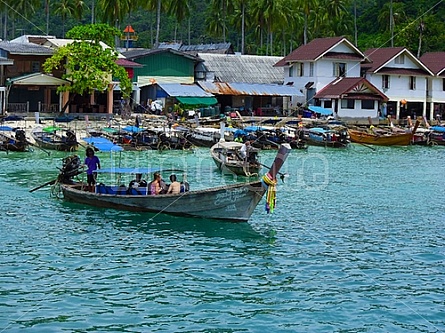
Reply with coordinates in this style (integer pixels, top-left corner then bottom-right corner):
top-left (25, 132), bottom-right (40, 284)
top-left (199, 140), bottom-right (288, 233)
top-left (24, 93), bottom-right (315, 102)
top-left (61, 180), bottom-right (266, 222)
top-left (212, 158), bottom-right (261, 176)
top-left (305, 138), bottom-right (348, 148)
top-left (348, 129), bottom-right (413, 146)
top-left (32, 132), bottom-right (78, 151)
top-left (211, 141), bottom-right (262, 177)
top-left (0, 130), bottom-right (28, 152)
top-left (54, 143), bottom-right (291, 222)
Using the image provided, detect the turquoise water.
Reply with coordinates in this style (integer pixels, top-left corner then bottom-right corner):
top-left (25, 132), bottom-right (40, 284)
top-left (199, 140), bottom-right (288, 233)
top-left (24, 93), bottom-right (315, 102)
top-left (0, 145), bottom-right (444, 332)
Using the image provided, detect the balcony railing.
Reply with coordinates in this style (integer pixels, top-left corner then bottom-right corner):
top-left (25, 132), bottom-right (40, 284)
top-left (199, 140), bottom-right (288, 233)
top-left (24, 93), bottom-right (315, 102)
top-left (7, 102), bottom-right (29, 113)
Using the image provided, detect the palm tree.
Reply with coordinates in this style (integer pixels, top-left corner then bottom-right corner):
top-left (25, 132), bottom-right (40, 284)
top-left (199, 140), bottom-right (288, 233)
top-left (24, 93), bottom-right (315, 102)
top-left (167, 0), bottom-right (191, 42)
top-left (297, 0), bottom-right (318, 44)
top-left (97, 0), bottom-right (131, 27)
top-left (52, 0), bottom-right (80, 36)
top-left (145, 0), bottom-right (165, 48)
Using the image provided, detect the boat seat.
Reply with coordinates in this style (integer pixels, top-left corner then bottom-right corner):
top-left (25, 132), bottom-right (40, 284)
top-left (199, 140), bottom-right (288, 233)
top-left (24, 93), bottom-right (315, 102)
top-left (96, 185), bottom-right (148, 195)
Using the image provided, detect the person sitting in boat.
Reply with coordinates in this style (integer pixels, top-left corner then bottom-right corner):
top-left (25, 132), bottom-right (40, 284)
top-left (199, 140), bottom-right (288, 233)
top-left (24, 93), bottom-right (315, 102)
top-left (240, 140), bottom-right (251, 159)
top-left (167, 174), bottom-right (181, 194)
top-left (129, 173), bottom-right (147, 189)
top-left (149, 172), bottom-right (162, 195)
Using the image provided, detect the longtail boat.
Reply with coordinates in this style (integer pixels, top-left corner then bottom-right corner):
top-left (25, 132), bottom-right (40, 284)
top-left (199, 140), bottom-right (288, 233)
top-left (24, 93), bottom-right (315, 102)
top-left (348, 120), bottom-right (419, 146)
top-left (0, 126), bottom-right (28, 152)
top-left (43, 144), bottom-right (291, 222)
top-left (210, 141), bottom-right (261, 177)
top-left (31, 126), bottom-right (79, 151)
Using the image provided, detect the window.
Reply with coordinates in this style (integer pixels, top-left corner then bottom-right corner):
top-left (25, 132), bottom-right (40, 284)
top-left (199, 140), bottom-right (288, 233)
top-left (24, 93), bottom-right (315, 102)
top-left (324, 100), bottom-right (332, 108)
top-left (409, 76), bottom-right (416, 90)
top-left (295, 62), bottom-right (304, 77)
top-left (443, 78), bottom-right (445, 91)
top-left (31, 61), bottom-right (40, 73)
top-left (288, 65), bottom-right (293, 77)
top-left (395, 54), bottom-right (405, 64)
top-left (309, 63), bottom-right (314, 76)
top-left (333, 62), bottom-right (346, 77)
top-left (382, 75), bottom-right (390, 89)
top-left (361, 100), bottom-right (374, 109)
top-left (341, 99), bottom-right (355, 109)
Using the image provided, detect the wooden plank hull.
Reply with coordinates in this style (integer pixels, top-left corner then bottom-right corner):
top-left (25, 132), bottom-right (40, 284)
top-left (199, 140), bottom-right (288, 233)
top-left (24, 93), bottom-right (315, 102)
top-left (32, 132), bottom-right (78, 152)
top-left (61, 181), bottom-right (266, 222)
top-left (212, 157), bottom-right (261, 176)
top-left (211, 142), bottom-right (261, 177)
top-left (348, 129), bottom-right (413, 146)
top-left (56, 143), bottom-right (291, 222)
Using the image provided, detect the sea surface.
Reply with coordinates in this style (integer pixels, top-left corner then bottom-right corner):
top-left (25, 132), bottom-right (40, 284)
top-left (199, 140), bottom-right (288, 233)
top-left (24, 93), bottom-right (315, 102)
top-left (0, 144), bottom-right (444, 332)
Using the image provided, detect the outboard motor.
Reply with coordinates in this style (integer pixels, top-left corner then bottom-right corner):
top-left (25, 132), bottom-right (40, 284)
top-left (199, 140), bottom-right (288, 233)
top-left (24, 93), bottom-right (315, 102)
top-left (66, 130), bottom-right (77, 143)
top-left (15, 129), bottom-right (26, 143)
top-left (58, 155), bottom-right (82, 183)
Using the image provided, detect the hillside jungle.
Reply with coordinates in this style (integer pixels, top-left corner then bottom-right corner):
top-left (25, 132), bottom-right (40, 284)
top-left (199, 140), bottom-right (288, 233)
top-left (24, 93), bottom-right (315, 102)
top-left (1, 0), bottom-right (445, 57)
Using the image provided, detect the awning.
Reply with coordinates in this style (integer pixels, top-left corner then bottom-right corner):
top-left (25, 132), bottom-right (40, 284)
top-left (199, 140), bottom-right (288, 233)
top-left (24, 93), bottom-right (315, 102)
top-left (176, 96), bottom-right (217, 106)
top-left (7, 73), bottom-right (70, 86)
top-left (308, 105), bottom-right (333, 115)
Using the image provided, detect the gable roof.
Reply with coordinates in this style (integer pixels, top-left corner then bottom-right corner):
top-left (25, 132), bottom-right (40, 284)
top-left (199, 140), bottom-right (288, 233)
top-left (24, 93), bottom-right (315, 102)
top-left (363, 47), bottom-right (433, 75)
top-left (420, 52), bottom-right (445, 76)
top-left (7, 72), bottom-right (69, 86)
top-left (199, 53), bottom-right (283, 84)
top-left (274, 36), bottom-right (366, 67)
top-left (115, 58), bottom-right (143, 68)
top-left (121, 48), bottom-right (200, 62)
top-left (0, 41), bottom-right (54, 56)
top-left (10, 35), bottom-right (56, 45)
top-left (44, 38), bottom-right (125, 58)
top-left (314, 77), bottom-right (388, 101)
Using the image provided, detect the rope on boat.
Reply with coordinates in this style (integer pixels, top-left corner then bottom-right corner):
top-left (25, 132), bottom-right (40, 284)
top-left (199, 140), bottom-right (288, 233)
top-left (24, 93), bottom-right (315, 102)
top-left (261, 172), bottom-right (277, 214)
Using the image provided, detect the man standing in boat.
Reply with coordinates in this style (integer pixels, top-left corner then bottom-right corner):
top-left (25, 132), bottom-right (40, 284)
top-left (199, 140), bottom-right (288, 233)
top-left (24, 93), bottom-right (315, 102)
top-left (84, 147), bottom-right (101, 192)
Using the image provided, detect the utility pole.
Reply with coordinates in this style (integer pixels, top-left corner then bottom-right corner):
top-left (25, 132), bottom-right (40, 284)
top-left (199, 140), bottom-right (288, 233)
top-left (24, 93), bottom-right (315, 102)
top-left (390, 0), bottom-right (394, 47)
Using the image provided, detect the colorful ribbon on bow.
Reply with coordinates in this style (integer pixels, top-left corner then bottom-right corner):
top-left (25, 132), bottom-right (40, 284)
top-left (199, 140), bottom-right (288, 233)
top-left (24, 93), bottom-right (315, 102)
top-left (262, 172), bottom-right (277, 213)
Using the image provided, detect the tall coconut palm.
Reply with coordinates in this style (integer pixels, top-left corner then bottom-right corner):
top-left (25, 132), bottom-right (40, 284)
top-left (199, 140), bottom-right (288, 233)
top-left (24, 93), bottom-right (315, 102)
top-left (4, 0), bottom-right (40, 39)
top-left (297, 0), bottom-right (318, 44)
top-left (97, 0), bottom-right (131, 27)
top-left (52, 0), bottom-right (85, 36)
top-left (145, 0), bottom-right (165, 48)
top-left (167, 0), bottom-right (190, 42)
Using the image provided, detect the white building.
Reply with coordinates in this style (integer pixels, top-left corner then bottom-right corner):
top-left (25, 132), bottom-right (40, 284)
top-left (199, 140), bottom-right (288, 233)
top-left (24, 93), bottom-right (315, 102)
top-left (363, 47), bottom-right (433, 120)
top-left (420, 52), bottom-right (445, 121)
top-left (275, 37), bottom-right (387, 119)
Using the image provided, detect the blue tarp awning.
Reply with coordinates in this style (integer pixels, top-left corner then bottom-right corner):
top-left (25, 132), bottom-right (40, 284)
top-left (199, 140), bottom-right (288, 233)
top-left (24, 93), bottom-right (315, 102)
top-left (82, 137), bottom-right (123, 152)
top-left (431, 126), bottom-right (445, 133)
top-left (97, 167), bottom-right (161, 174)
top-left (122, 126), bottom-right (145, 133)
top-left (308, 105), bottom-right (333, 115)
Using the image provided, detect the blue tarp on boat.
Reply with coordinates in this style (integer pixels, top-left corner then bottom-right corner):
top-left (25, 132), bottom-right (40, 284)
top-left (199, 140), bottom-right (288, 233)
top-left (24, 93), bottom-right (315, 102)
top-left (97, 167), bottom-right (161, 174)
top-left (122, 126), bottom-right (145, 133)
top-left (308, 106), bottom-right (333, 115)
top-left (82, 137), bottom-right (123, 152)
top-left (0, 126), bottom-right (14, 131)
top-left (431, 126), bottom-right (445, 133)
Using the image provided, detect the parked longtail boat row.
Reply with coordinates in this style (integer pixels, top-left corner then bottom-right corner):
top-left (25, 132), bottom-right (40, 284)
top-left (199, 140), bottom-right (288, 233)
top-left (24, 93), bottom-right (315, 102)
top-left (1, 113), bottom-right (445, 154)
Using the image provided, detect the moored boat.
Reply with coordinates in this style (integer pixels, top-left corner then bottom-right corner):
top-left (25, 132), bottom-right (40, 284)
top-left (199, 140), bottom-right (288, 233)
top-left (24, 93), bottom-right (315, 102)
top-left (304, 127), bottom-right (350, 148)
top-left (210, 141), bottom-right (261, 177)
top-left (0, 126), bottom-right (28, 152)
top-left (45, 144), bottom-right (291, 222)
top-left (348, 120), bottom-right (419, 146)
top-left (31, 126), bottom-right (79, 151)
